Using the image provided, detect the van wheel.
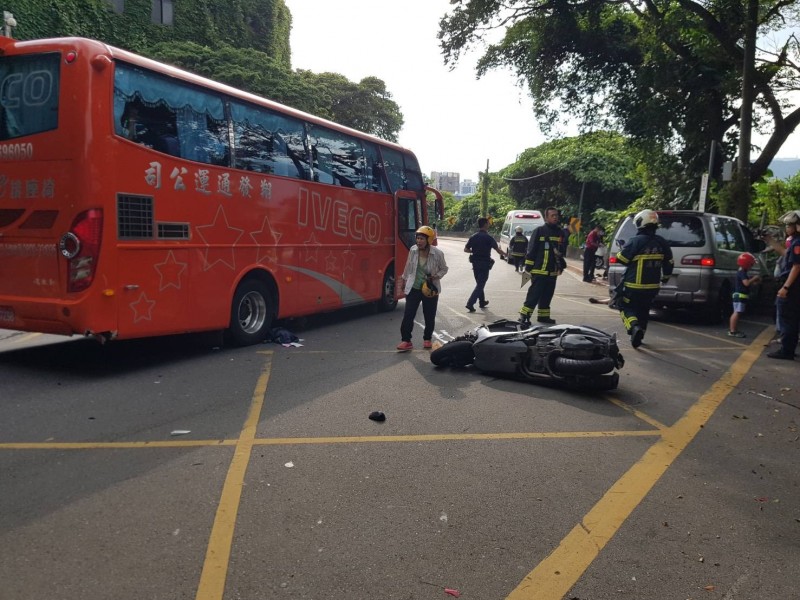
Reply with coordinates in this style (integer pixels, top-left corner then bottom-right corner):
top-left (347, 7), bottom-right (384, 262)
top-left (227, 279), bottom-right (274, 346)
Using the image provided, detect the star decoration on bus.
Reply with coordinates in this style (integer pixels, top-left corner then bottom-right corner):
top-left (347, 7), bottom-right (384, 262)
top-left (195, 206), bottom-right (244, 271)
top-left (303, 232), bottom-right (321, 263)
top-left (325, 252), bottom-right (338, 273)
top-left (341, 249), bottom-right (356, 272)
top-left (250, 216), bottom-right (282, 265)
top-left (130, 292), bottom-right (156, 323)
top-left (154, 250), bottom-right (188, 291)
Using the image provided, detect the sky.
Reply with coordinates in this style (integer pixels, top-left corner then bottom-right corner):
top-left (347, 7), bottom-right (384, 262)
top-left (284, 0), bottom-right (800, 183)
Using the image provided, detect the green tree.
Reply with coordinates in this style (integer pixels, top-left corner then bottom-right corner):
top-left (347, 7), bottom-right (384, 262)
top-left (439, 0), bottom-right (800, 219)
top-left (750, 172), bottom-right (800, 225)
top-left (500, 131), bottom-right (644, 219)
top-left (295, 71), bottom-right (404, 141)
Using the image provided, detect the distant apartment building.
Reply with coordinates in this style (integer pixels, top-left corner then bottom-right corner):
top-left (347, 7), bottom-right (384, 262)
top-left (431, 171), bottom-right (460, 194)
top-left (460, 179), bottom-right (477, 196)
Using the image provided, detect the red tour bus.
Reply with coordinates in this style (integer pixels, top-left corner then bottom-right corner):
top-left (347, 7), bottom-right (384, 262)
top-left (0, 36), bottom-right (443, 345)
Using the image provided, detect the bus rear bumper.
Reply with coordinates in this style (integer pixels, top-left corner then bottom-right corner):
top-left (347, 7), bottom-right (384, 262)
top-left (0, 298), bottom-right (104, 338)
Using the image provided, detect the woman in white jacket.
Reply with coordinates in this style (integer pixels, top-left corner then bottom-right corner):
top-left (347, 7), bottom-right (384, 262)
top-left (396, 226), bottom-right (448, 351)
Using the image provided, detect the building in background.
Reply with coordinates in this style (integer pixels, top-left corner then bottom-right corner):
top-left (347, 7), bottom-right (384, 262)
top-left (431, 171), bottom-right (460, 194)
top-left (460, 179), bottom-right (477, 196)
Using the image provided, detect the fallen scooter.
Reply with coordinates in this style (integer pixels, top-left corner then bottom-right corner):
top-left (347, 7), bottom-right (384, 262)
top-left (430, 319), bottom-right (624, 390)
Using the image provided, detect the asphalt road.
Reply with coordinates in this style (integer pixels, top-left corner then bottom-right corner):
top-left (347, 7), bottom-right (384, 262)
top-left (0, 237), bottom-right (797, 600)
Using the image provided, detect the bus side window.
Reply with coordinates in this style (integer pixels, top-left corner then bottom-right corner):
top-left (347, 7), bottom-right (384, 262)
top-left (363, 142), bottom-right (388, 193)
top-left (152, 120), bottom-right (180, 157)
top-left (312, 146), bottom-right (335, 185)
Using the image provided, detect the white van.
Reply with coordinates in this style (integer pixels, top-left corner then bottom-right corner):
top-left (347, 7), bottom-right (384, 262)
top-left (498, 210), bottom-right (545, 257)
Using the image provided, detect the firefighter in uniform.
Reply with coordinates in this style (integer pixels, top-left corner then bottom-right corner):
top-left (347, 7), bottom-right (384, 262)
top-left (518, 206), bottom-right (566, 325)
top-left (509, 226), bottom-right (529, 272)
top-left (615, 209), bottom-right (674, 348)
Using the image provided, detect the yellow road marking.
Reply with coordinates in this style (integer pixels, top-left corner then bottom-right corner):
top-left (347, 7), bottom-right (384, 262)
top-left (251, 430), bottom-right (660, 444)
top-left (0, 429), bottom-right (660, 451)
top-left (505, 326), bottom-right (772, 599)
top-left (0, 440), bottom-right (234, 449)
top-left (195, 352), bottom-right (272, 600)
top-left (607, 398), bottom-right (667, 430)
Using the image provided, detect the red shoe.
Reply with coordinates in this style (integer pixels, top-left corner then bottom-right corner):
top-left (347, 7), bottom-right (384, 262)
top-left (423, 340), bottom-right (432, 349)
top-left (396, 341), bottom-right (413, 352)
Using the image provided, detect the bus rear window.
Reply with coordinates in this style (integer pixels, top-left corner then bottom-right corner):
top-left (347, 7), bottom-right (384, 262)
top-left (0, 53), bottom-right (60, 141)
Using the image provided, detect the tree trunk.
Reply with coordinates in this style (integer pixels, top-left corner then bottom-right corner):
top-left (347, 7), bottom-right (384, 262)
top-left (732, 0), bottom-right (758, 222)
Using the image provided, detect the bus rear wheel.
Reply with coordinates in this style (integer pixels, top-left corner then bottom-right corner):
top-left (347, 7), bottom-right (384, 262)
top-left (377, 268), bottom-right (397, 312)
top-left (227, 279), bottom-right (274, 346)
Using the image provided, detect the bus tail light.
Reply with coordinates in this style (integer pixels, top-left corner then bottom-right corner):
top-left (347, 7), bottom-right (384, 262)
top-left (682, 255), bottom-right (715, 267)
top-left (63, 209), bottom-right (103, 292)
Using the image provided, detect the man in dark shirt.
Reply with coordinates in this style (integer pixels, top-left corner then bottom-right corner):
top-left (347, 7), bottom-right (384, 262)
top-left (464, 217), bottom-right (506, 312)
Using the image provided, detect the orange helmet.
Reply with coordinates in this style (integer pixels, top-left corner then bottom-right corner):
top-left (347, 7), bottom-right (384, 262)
top-left (737, 252), bottom-right (756, 269)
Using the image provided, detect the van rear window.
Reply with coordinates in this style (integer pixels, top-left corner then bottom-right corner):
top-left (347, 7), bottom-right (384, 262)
top-left (619, 215), bottom-right (705, 248)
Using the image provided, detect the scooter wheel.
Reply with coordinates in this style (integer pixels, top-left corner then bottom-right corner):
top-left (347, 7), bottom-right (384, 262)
top-left (430, 341), bottom-right (475, 368)
top-left (552, 356), bottom-right (616, 376)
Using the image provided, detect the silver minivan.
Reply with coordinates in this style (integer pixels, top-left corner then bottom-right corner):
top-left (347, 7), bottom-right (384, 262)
top-left (498, 210), bottom-right (545, 258)
top-left (607, 211), bottom-right (767, 322)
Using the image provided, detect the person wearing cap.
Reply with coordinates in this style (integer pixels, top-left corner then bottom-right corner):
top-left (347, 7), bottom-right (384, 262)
top-left (508, 226), bottom-right (529, 272)
top-left (464, 217), bottom-right (506, 312)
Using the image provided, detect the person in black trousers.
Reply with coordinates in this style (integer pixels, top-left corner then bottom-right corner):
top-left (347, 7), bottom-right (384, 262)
top-left (614, 209), bottom-right (673, 348)
top-left (766, 210), bottom-right (800, 359)
top-left (518, 207), bottom-right (566, 325)
top-left (464, 217), bottom-right (506, 312)
top-left (508, 226), bottom-right (529, 272)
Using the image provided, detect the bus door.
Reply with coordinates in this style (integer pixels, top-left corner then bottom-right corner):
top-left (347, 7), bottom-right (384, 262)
top-left (394, 190), bottom-right (422, 299)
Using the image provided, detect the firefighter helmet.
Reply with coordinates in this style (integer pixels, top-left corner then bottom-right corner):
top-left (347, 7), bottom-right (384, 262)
top-left (780, 210), bottom-right (800, 225)
top-left (415, 225), bottom-right (436, 244)
top-left (515, 226), bottom-right (523, 233)
top-left (737, 252), bottom-right (756, 270)
top-left (634, 209), bottom-right (659, 229)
